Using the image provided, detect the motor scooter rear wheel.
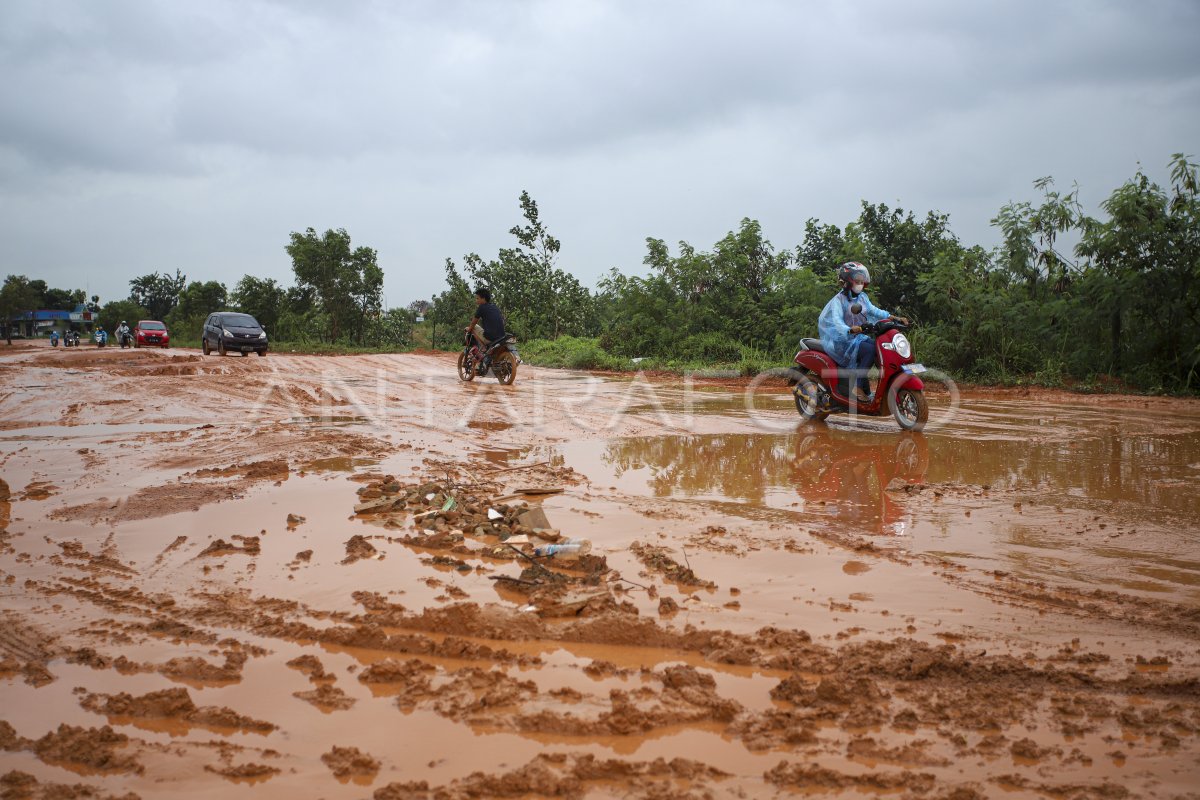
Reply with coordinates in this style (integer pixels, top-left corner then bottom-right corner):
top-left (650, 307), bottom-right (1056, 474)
top-left (793, 373), bottom-right (830, 422)
top-left (493, 351), bottom-right (517, 385)
top-left (890, 388), bottom-right (928, 431)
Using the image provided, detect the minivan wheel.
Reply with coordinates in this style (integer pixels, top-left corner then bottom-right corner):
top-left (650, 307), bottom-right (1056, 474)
top-left (257, 350), bottom-right (266, 357)
top-left (202, 338), bottom-right (210, 355)
top-left (217, 340), bottom-right (226, 357)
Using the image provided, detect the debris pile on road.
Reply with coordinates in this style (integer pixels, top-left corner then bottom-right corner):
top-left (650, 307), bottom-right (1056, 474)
top-left (352, 472), bottom-right (626, 616)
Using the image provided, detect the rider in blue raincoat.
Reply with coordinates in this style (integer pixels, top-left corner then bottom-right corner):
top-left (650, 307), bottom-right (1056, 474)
top-left (818, 262), bottom-right (905, 401)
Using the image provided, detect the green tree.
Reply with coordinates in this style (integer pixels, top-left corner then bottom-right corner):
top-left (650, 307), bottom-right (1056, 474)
top-left (274, 284), bottom-right (323, 342)
top-left (852, 202), bottom-right (959, 320)
top-left (427, 260), bottom-right (473, 349)
top-left (129, 270), bottom-right (186, 320)
top-left (42, 286), bottom-right (84, 311)
top-left (992, 179), bottom-right (1082, 296)
top-left (285, 228), bottom-right (383, 344)
top-left (1075, 154), bottom-right (1200, 386)
top-left (28, 280), bottom-right (48, 307)
top-left (98, 299), bottom-right (150, 334)
top-left (600, 219), bottom-right (792, 358)
top-left (0, 275), bottom-right (39, 344)
top-left (167, 280), bottom-right (228, 338)
top-left (24, 280), bottom-right (83, 311)
top-left (231, 275), bottom-right (286, 333)
top-left (454, 191), bottom-right (599, 341)
top-left (795, 219), bottom-right (846, 276)
top-left (367, 307), bottom-right (416, 348)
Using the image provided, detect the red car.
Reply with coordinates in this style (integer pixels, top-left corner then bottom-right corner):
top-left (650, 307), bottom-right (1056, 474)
top-left (135, 320), bottom-right (170, 348)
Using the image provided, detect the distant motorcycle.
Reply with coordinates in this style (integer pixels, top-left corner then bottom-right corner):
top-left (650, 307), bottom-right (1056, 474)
top-left (457, 330), bottom-right (519, 385)
top-left (50, 331), bottom-right (60, 347)
top-left (93, 330), bottom-right (108, 348)
top-left (117, 329), bottom-right (133, 349)
top-left (63, 330), bottom-right (79, 347)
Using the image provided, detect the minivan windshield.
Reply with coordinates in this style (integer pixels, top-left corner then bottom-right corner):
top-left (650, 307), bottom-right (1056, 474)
top-left (221, 314), bottom-right (260, 328)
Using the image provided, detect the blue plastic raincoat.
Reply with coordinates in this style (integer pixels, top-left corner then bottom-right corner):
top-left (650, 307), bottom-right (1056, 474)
top-left (817, 290), bottom-right (891, 366)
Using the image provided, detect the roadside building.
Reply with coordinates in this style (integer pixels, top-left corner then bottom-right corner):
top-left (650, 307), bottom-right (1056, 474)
top-left (4, 305), bottom-right (94, 338)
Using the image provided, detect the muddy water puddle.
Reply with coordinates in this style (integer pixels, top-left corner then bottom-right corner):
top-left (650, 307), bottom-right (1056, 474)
top-left (557, 397), bottom-right (1200, 601)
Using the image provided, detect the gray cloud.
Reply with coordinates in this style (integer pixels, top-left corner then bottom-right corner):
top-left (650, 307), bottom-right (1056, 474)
top-left (1, 0), bottom-right (1197, 309)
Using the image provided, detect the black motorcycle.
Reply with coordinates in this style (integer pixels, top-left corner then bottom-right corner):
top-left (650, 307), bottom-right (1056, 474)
top-left (456, 331), bottom-right (519, 385)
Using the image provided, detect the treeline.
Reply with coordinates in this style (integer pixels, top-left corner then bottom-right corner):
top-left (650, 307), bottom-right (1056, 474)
top-left (5, 154), bottom-right (1197, 392)
top-left (119, 227), bottom-right (413, 347)
top-left (430, 155), bottom-right (1200, 393)
top-left (2, 228), bottom-right (414, 348)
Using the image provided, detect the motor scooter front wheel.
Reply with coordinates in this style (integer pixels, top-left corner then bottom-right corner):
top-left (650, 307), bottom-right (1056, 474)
top-left (456, 350), bottom-right (476, 382)
top-left (793, 373), bottom-right (830, 422)
top-left (890, 388), bottom-right (928, 431)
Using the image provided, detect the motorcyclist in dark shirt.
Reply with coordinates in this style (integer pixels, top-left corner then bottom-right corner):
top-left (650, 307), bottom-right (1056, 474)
top-left (466, 287), bottom-right (507, 365)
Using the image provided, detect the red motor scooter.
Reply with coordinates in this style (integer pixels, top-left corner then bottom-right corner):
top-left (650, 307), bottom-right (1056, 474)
top-left (790, 317), bottom-right (929, 430)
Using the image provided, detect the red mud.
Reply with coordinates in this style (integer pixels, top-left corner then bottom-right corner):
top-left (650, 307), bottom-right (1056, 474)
top-left (1, 346), bottom-right (1198, 798)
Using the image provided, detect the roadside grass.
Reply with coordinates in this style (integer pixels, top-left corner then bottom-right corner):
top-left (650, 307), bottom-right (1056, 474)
top-left (518, 336), bottom-right (782, 377)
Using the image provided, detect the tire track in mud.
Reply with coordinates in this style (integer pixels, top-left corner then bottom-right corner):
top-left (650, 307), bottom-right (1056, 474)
top-left (41, 569), bottom-right (1200, 796)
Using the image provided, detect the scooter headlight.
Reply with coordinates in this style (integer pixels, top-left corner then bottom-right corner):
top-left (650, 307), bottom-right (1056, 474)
top-left (892, 333), bottom-right (911, 359)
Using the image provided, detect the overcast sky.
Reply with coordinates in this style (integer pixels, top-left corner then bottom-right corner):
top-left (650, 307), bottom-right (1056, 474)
top-left (2, 0), bottom-right (1198, 309)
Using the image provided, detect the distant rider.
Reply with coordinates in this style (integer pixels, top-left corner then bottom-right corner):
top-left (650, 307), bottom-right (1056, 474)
top-left (466, 287), bottom-right (507, 367)
top-left (817, 262), bottom-right (906, 403)
top-left (116, 320), bottom-right (131, 344)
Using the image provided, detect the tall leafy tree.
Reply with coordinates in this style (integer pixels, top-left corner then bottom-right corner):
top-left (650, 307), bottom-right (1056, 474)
top-left (286, 228), bottom-right (383, 344)
top-left (368, 307), bottom-right (416, 348)
top-left (453, 191), bottom-right (599, 341)
top-left (795, 219), bottom-right (846, 276)
top-left (852, 202), bottom-right (959, 320)
top-left (129, 270), bottom-right (186, 320)
top-left (42, 287), bottom-right (84, 311)
top-left (98, 299), bottom-right (149, 333)
top-left (0, 275), bottom-right (39, 344)
top-left (1076, 154), bottom-right (1200, 384)
top-left (232, 275), bottom-right (286, 333)
top-left (428, 260), bottom-right (473, 349)
top-left (167, 280), bottom-right (228, 336)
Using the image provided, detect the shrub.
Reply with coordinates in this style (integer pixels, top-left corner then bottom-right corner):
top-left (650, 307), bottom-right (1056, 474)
top-left (676, 332), bottom-right (744, 364)
top-left (520, 336), bottom-right (626, 370)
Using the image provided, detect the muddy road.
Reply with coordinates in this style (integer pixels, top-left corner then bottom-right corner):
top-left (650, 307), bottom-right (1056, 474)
top-left (1, 344), bottom-right (1198, 799)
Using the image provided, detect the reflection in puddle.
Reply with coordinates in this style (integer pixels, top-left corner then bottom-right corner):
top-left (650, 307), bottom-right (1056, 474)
top-left (565, 398), bottom-right (1200, 597)
top-left (599, 427), bottom-right (925, 535)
